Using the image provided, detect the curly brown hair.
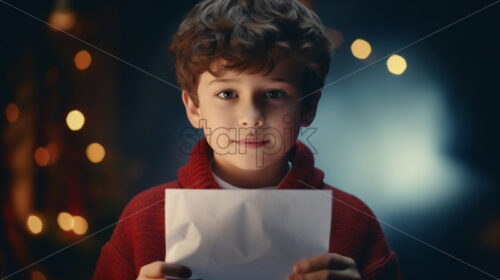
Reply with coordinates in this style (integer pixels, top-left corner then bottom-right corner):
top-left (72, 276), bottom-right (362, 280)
top-left (168, 0), bottom-right (333, 107)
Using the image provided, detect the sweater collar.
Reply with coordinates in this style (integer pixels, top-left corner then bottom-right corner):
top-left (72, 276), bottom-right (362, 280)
top-left (177, 136), bottom-right (325, 190)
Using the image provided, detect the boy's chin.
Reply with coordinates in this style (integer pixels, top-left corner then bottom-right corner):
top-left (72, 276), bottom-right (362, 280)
top-left (222, 154), bottom-right (283, 171)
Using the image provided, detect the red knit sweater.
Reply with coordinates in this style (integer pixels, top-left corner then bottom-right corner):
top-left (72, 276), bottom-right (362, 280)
top-left (93, 137), bottom-right (404, 279)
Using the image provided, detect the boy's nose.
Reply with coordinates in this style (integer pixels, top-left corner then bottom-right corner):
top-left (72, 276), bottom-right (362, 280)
top-left (240, 119), bottom-right (263, 127)
top-left (238, 102), bottom-right (264, 127)
top-left (240, 114), bottom-right (263, 127)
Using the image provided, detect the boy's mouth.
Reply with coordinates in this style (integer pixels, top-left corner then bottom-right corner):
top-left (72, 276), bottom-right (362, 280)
top-left (232, 138), bottom-right (269, 148)
top-left (234, 137), bottom-right (268, 143)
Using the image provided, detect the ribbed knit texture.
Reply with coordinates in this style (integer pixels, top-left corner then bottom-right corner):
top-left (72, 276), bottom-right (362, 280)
top-left (93, 137), bottom-right (404, 279)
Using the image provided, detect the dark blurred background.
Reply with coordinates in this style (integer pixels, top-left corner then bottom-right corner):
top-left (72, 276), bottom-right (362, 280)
top-left (1, 0), bottom-right (499, 279)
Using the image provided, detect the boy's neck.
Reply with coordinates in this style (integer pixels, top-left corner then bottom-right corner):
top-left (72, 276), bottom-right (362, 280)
top-left (211, 155), bottom-right (290, 189)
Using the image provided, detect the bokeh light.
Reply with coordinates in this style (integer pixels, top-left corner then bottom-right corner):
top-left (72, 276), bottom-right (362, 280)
top-left (66, 110), bottom-right (85, 131)
top-left (48, 10), bottom-right (75, 31)
top-left (351, 39), bottom-right (372, 60)
top-left (34, 147), bottom-right (50, 167)
top-left (27, 215), bottom-right (43, 234)
top-left (86, 142), bottom-right (106, 163)
top-left (74, 50), bottom-right (92, 70)
top-left (325, 28), bottom-right (344, 49)
top-left (387, 54), bottom-right (407, 75)
top-left (73, 216), bottom-right (88, 235)
top-left (57, 212), bottom-right (74, 231)
top-left (6, 103), bottom-right (19, 123)
top-left (31, 270), bottom-right (46, 280)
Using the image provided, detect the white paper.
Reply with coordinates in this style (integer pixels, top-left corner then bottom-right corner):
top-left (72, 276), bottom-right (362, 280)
top-left (165, 189), bottom-right (332, 280)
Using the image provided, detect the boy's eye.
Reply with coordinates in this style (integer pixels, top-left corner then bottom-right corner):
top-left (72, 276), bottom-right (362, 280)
top-left (265, 90), bottom-right (286, 99)
top-left (216, 90), bottom-right (237, 99)
top-left (216, 90), bottom-right (287, 100)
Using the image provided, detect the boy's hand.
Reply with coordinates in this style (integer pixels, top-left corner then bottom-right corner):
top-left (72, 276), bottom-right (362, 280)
top-left (137, 261), bottom-right (194, 280)
top-left (286, 253), bottom-right (361, 280)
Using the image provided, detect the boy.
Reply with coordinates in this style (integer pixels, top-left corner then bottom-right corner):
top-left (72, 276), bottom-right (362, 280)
top-left (93, 0), bottom-right (404, 279)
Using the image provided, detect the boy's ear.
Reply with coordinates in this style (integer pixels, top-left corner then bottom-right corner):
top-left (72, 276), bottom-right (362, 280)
top-left (182, 90), bottom-right (202, 129)
top-left (301, 91), bottom-right (321, 127)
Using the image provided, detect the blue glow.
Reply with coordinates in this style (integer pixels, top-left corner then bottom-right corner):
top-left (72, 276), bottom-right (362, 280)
top-left (299, 67), bottom-right (474, 218)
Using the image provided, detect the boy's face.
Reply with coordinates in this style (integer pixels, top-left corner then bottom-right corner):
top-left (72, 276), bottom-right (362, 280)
top-left (182, 57), bottom-right (319, 171)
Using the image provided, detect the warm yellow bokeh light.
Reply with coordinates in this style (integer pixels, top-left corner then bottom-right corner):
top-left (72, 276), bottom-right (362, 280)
top-left (34, 147), bottom-right (50, 167)
top-left (351, 39), bottom-right (372, 60)
top-left (57, 212), bottom-right (74, 231)
top-left (387, 54), bottom-right (407, 75)
top-left (66, 110), bottom-right (85, 131)
top-left (31, 270), bottom-right (47, 280)
top-left (86, 142), bottom-right (105, 163)
top-left (27, 215), bottom-right (43, 234)
top-left (74, 50), bottom-right (92, 70)
top-left (73, 216), bottom-right (88, 235)
top-left (6, 103), bottom-right (20, 123)
top-left (48, 10), bottom-right (75, 31)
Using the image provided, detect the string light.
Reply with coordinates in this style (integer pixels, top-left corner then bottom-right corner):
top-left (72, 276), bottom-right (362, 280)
top-left (66, 110), bottom-right (85, 131)
top-left (26, 215), bottom-right (43, 234)
top-left (48, 10), bottom-right (75, 31)
top-left (74, 50), bottom-right (92, 70)
top-left (387, 54), bottom-right (407, 75)
top-left (31, 270), bottom-right (47, 280)
top-left (73, 216), bottom-right (88, 235)
top-left (6, 103), bottom-right (19, 123)
top-left (86, 143), bottom-right (105, 163)
top-left (34, 147), bottom-right (50, 167)
top-left (351, 39), bottom-right (372, 60)
top-left (57, 212), bottom-right (74, 231)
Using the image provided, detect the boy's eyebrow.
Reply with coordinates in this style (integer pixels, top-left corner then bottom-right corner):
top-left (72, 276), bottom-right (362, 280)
top-left (208, 77), bottom-right (294, 85)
